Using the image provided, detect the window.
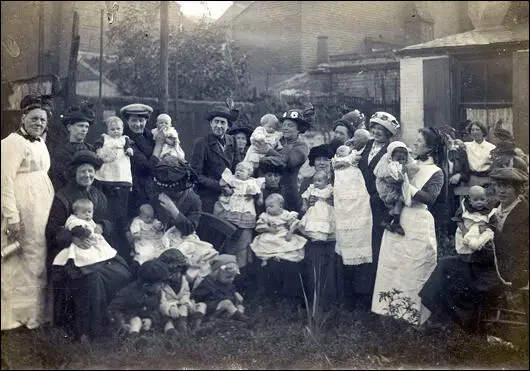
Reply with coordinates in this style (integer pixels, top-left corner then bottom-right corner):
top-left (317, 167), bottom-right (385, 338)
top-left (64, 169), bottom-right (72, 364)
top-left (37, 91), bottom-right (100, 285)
top-left (459, 57), bottom-right (513, 104)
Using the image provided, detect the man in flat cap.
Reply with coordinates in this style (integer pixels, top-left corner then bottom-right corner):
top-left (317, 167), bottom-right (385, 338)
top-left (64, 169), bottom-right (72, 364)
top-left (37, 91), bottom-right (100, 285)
top-left (189, 105), bottom-right (239, 213)
top-left (120, 103), bottom-right (156, 217)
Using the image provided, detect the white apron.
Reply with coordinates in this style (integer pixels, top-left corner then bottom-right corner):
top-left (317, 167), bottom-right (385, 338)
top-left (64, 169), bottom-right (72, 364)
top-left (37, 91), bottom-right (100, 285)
top-left (1, 133), bottom-right (55, 330)
top-left (371, 159), bottom-right (440, 325)
top-left (333, 165), bottom-right (373, 265)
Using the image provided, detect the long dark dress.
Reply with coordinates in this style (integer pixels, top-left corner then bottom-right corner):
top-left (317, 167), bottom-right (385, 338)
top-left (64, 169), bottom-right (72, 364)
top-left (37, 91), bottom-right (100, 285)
top-left (419, 199), bottom-right (529, 331)
top-left (124, 125), bottom-right (156, 218)
top-left (264, 136), bottom-right (309, 213)
top-left (349, 140), bottom-right (388, 303)
top-left (45, 182), bottom-right (131, 339)
top-left (49, 141), bottom-right (93, 191)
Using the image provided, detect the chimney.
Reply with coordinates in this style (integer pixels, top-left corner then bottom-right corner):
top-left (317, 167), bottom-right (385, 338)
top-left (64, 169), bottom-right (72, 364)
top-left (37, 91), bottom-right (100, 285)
top-left (316, 36), bottom-right (329, 65)
top-left (467, 1), bottom-right (511, 30)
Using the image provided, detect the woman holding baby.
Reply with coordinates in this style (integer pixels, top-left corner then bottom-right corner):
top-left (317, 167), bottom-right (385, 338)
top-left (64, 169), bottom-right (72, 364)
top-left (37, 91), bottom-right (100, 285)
top-left (371, 127), bottom-right (445, 325)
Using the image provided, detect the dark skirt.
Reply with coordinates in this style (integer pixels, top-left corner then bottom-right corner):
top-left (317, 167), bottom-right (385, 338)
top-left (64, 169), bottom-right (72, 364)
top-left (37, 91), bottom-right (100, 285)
top-left (94, 180), bottom-right (132, 261)
top-left (419, 255), bottom-right (502, 330)
top-left (258, 259), bottom-right (304, 302)
top-left (128, 175), bottom-right (155, 218)
top-left (52, 256), bottom-right (132, 339)
top-left (303, 240), bottom-right (340, 310)
top-left (349, 194), bottom-right (387, 295)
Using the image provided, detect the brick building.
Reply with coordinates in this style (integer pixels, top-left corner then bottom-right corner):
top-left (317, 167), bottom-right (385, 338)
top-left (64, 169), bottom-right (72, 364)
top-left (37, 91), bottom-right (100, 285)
top-left (218, 1), bottom-right (472, 95)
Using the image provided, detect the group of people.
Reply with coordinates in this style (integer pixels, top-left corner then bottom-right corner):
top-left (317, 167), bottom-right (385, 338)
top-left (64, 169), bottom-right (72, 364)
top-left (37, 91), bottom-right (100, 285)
top-left (1, 94), bottom-right (528, 344)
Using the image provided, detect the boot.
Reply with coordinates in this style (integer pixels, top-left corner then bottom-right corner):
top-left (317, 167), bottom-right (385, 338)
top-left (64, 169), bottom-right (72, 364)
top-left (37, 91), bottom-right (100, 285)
top-left (175, 317), bottom-right (188, 334)
top-left (190, 313), bottom-right (204, 332)
top-left (391, 216), bottom-right (405, 236)
top-left (230, 310), bottom-right (250, 323)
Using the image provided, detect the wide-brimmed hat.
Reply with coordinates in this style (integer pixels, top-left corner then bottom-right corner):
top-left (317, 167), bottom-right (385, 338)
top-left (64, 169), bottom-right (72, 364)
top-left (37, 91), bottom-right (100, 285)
top-left (227, 124), bottom-right (253, 139)
top-left (341, 110), bottom-right (365, 129)
top-left (491, 140), bottom-right (517, 156)
top-left (369, 111), bottom-right (400, 136)
top-left (279, 109), bottom-right (311, 134)
top-left (493, 127), bottom-right (514, 142)
top-left (308, 144), bottom-right (333, 166)
top-left (68, 150), bottom-right (103, 170)
top-left (206, 105), bottom-right (239, 126)
top-left (489, 167), bottom-right (528, 184)
top-left (61, 104), bottom-right (96, 127)
top-left (138, 260), bottom-right (170, 284)
top-left (153, 156), bottom-right (198, 191)
top-left (120, 103), bottom-right (153, 119)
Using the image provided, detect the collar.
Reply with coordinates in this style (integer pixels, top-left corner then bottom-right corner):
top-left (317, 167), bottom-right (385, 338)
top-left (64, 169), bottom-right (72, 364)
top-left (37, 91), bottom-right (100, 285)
top-left (498, 196), bottom-right (522, 216)
top-left (417, 156), bottom-right (435, 165)
top-left (17, 127), bottom-right (41, 142)
top-left (217, 135), bottom-right (226, 146)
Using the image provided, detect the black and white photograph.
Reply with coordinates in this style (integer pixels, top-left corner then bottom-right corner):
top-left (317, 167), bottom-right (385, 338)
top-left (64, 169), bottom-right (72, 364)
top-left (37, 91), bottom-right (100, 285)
top-left (1, 1), bottom-right (528, 369)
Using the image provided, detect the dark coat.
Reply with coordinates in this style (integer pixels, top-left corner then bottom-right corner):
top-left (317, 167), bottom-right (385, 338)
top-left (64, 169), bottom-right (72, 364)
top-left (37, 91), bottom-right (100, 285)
top-left (191, 275), bottom-right (237, 315)
top-left (189, 133), bottom-right (238, 213)
top-left (123, 126), bottom-right (156, 217)
top-left (149, 188), bottom-right (202, 236)
top-left (45, 182), bottom-right (112, 266)
top-left (50, 141), bottom-right (94, 191)
top-left (107, 280), bottom-right (162, 323)
top-left (494, 199), bottom-right (529, 288)
top-left (263, 137), bottom-right (309, 213)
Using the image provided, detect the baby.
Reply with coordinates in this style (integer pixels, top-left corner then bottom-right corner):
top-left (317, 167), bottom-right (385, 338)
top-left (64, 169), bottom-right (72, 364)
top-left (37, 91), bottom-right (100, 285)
top-left (52, 199), bottom-right (117, 268)
top-left (333, 129), bottom-right (372, 170)
top-left (243, 114), bottom-right (283, 169)
top-left (250, 193), bottom-right (307, 266)
top-left (94, 116), bottom-right (134, 186)
top-left (130, 204), bottom-right (165, 266)
top-left (299, 170), bottom-right (335, 241)
top-left (152, 113), bottom-right (186, 160)
top-left (452, 185), bottom-right (496, 260)
top-left (373, 141), bottom-right (413, 236)
top-left (213, 161), bottom-right (264, 226)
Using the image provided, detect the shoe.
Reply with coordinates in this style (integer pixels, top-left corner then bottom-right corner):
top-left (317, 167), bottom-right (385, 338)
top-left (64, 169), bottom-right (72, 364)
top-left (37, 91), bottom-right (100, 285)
top-left (165, 328), bottom-right (178, 337)
top-left (384, 222), bottom-right (395, 233)
top-left (176, 318), bottom-right (188, 334)
top-left (393, 223), bottom-right (405, 236)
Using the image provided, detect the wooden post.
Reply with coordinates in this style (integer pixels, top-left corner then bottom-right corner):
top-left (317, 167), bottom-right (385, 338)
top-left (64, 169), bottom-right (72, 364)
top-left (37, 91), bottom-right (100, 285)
top-left (160, 1), bottom-right (169, 112)
top-left (98, 8), bottom-right (104, 122)
top-left (65, 11), bottom-right (80, 107)
top-left (38, 1), bottom-right (45, 75)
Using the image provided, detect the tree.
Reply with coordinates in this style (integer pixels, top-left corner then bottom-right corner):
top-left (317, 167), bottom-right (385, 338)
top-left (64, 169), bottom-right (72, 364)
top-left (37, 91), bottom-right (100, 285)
top-left (105, 7), bottom-right (250, 100)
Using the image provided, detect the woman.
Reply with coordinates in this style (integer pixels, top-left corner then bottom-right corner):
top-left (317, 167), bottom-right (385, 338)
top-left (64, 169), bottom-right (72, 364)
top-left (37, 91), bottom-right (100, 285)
top-left (227, 123), bottom-right (253, 166)
top-left (1, 94), bottom-right (55, 331)
top-left (455, 121), bottom-right (496, 196)
top-left (299, 144), bottom-right (334, 194)
top-left (371, 127), bottom-right (445, 325)
top-left (50, 103), bottom-right (95, 191)
top-left (45, 150), bottom-right (131, 341)
top-left (351, 111), bottom-right (398, 310)
top-left (299, 144), bottom-right (337, 310)
top-left (262, 108), bottom-right (311, 213)
top-left (329, 117), bottom-right (357, 154)
top-left (120, 103), bottom-right (156, 218)
top-left (420, 167), bottom-right (528, 332)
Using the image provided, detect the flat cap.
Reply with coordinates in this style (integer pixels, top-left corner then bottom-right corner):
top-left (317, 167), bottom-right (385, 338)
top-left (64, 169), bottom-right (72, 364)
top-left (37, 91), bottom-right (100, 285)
top-left (120, 103), bottom-right (153, 118)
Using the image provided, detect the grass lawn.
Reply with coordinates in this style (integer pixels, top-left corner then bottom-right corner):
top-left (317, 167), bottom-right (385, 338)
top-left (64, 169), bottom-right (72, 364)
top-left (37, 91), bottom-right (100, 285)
top-left (2, 297), bottom-right (528, 370)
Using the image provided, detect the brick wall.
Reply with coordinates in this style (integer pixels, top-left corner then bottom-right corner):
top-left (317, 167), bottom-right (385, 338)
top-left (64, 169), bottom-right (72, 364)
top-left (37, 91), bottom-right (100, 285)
top-left (300, 1), bottom-right (415, 71)
top-left (400, 57), bottom-right (424, 144)
top-left (232, 1), bottom-right (303, 93)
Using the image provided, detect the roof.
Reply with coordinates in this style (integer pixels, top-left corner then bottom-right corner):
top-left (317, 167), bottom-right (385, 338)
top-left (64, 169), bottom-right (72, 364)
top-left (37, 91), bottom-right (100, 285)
top-left (398, 24), bottom-right (529, 55)
top-left (216, 1), bottom-right (254, 24)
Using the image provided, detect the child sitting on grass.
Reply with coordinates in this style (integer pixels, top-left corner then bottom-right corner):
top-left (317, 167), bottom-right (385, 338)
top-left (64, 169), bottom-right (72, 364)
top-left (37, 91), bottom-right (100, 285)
top-left (191, 254), bottom-right (249, 323)
top-left (158, 249), bottom-right (207, 335)
top-left (108, 260), bottom-right (169, 335)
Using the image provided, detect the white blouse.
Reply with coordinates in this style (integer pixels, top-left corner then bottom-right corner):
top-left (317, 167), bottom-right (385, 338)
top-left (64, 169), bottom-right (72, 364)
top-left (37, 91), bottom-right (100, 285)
top-left (464, 140), bottom-right (496, 172)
